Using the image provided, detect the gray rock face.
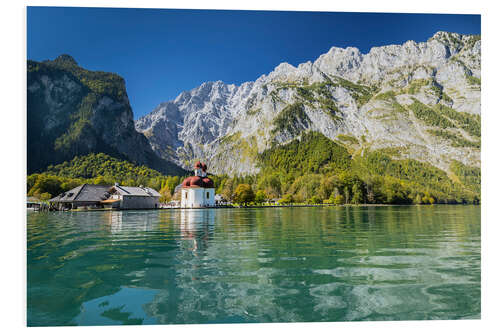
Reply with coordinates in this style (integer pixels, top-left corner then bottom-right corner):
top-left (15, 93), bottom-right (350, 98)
top-left (136, 31), bottom-right (481, 175)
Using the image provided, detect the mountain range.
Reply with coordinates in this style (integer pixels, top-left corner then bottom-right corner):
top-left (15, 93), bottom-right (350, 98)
top-left (135, 31), bottom-right (481, 176)
top-left (27, 31), bottom-right (480, 182)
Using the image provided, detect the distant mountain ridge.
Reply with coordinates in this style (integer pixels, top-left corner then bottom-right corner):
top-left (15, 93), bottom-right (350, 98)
top-left (27, 55), bottom-right (185, 175)
top-left (135, 31), bottom-right (481, 176)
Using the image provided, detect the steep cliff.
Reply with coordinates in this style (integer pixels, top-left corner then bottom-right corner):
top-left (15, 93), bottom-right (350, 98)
top-left (27, 55), bottom-right (184, 175)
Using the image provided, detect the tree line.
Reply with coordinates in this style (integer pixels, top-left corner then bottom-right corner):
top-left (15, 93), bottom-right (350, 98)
top-left (27, 132), bottom-right (480, 205)
top-left (209, 132), bottom-right (480, 205)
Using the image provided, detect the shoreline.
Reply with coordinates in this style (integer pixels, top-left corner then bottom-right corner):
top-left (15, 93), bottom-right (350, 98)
top-left (166, 203), bottom-right (479, 209)
top-left (29, 202), bottom-right (480, 213)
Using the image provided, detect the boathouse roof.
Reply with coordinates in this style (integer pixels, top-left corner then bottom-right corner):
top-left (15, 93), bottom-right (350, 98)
top-left (112, 185), bottom-right (161, 197)
top-left (50, 184), bottom-right (161, 203)
top-left (50, 184), bottom-right (111, 203)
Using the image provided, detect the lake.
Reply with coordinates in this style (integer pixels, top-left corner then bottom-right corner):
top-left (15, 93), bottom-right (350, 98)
top-left (27, 206), bottom-right (481, 326)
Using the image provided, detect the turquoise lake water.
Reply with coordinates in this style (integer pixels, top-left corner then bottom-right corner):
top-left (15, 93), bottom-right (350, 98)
top-left (27, 206), bottom-right (481, 326)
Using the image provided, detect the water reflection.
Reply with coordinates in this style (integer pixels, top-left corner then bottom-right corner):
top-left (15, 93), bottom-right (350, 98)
top-left (74, 287), bottom-right (158, 325)
top-left (178, 209), bottom-right (215, 254)
top-left (143, 209), bottom-right (270, 324)
top-left (27, 206), bottom-right (481, 326)
top-left (107, 211), bottom-right (122, 234)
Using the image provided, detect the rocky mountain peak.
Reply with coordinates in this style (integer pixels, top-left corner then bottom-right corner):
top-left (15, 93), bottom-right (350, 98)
top-left (136, 31), bottom-right (481, 176)
top-left (51, 54), bottom-right (79, 66)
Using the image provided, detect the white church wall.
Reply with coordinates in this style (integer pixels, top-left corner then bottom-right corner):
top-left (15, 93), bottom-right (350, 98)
top-left (203, 188), bottom-right (215, 206)
top-left (181, 187), bottom-right (216, 208)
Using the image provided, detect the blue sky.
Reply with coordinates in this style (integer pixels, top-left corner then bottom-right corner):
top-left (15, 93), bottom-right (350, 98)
top-left (27, 7), bottom-right (480, 119)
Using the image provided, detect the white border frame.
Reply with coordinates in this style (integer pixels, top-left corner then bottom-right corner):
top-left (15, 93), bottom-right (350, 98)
top-left (2, 1), bottom-right (498, 332)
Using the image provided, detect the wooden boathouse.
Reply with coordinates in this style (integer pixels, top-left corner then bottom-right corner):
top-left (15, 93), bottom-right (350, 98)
top-left (49, 183), bottom-right (161, 210)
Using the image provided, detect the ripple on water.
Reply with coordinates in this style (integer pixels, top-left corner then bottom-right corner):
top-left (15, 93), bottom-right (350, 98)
top-left (27, 206), bottom-right (481, 325)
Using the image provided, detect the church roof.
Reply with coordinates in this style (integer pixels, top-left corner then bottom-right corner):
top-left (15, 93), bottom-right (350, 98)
top-left (182, 176), bottom-right (214, 188)
top-left (182, 161), bottom-right (215, 188)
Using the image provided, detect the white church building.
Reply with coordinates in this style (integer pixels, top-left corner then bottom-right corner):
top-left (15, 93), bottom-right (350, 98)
top-left (180, 161), bottom-right (215, 208)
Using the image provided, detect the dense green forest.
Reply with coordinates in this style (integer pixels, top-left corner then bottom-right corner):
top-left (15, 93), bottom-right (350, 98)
top-left (28, 132), bottom-right (480, 205)
top-left (251, 131), bottom-right (479, 205)
top-left (27, 153), bottom-right (188, 201)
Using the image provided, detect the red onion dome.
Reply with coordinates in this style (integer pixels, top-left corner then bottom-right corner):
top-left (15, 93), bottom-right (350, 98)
top-left (194, 161), bottom-right (202, 169)
top-left (189, 176), bottom-right (203, 187)
top-left (181, 177), bottom-right (191, 187)
top-left (202, 177), bottom-right (214, 188)
top-left (182, 176), bottom-right (204, 188)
